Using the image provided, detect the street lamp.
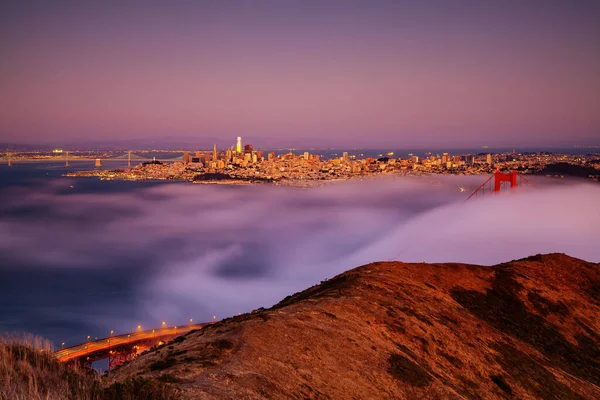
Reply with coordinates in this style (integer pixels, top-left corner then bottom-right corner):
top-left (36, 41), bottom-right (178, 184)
top-left (110, 330), bottom-right (114, 337)
top-left (174, 326), bottom-right (177, 334)
top-left (137, 325), bottom-right (141, 331)
top-left (87, 335), bottom-right (90, 342)
top-left (162, 321), bottom-right (166, 327)
top-left (189, 318), bottom-right (193, 324)
top-left (212, 315), bottom-right (216, 322)
top-left (61, 342), bottom-right (65, 349)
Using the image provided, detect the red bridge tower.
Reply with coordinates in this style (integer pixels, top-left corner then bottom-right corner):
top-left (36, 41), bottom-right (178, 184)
top-left (465, 169), bottom-right (528, 201)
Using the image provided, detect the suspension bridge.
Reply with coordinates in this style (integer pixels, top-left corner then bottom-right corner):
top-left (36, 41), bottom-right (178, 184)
top-left (1, 151), bottom-right (184, 167)
top-left (465, 169), bottom-right (529, 201)
top-left (54, 323), bottom-right (210, 370)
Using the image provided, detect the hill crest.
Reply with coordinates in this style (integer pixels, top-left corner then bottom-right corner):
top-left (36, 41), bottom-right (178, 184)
top-left (110, 253), bottom-right (600, 399)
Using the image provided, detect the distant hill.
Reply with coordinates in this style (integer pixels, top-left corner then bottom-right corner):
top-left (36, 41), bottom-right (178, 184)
top-left (539, 162), bottom-right (600, 180)
top-left (110, 254), bottom-right (600, 399)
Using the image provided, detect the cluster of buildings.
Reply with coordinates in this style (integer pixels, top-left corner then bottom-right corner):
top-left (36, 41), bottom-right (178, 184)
top-left (180, 138), bottom-right (277, 170)
top-left (59, 138), bottom-right (600, 185)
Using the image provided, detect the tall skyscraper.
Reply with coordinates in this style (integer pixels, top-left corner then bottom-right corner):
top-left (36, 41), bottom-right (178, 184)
top-left (213, 144), bottom-right (218, 161)
top-left (342, 152), bottom-right (349, 162)
top-left (486, 153), bottom-right (492, 165)
top-left (236, 137), bottom-right (242, 153)
top-left (183, 151), bottom-right (190, 164)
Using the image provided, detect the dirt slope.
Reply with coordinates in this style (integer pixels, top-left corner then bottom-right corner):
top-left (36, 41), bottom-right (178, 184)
top-left (110, 254), bottom-right (600, 399)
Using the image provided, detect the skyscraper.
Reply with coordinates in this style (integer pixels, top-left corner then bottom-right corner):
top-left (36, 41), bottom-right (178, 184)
top-left (183, 151), bottom-right (190, 164)
top-left (236, 137), bottom-right (242, 153)
top-left (486, 153), bottom-right (492, 165)
top-left (213, 144), bottom-right (218, 161)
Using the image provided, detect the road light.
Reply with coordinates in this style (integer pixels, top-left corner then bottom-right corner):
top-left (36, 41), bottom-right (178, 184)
top-left (162, 321), bottom-right (166, 327)
top-left (189, 318), bottom-right (193, 324)
top-left (61, 342), bottom-right (65, 349)
top-left (87, 335), bottom-right (90, 342)
top-left (212, 315), bottom-right (216, 322)
top-left (110, 330), bottom-right (114, 336)
top-left (174, 326), bottom-right (177, 334)
top-left (137, 325), bottom-right (141, 331)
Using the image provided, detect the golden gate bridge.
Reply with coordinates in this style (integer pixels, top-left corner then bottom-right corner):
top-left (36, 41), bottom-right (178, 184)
top-left (54, 322), bottom-right (211, 371)
top-left (465, 169), bottom-right (529, 201)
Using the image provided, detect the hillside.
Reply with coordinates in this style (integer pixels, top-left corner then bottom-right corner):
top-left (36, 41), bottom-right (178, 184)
top-left (110, 254), bottom-right (600, 399)
top-left (0, 337), bottom-right (175, 400)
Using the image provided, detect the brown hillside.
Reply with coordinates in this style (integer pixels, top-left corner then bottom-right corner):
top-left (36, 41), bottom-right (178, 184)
top-left (110, 254), bottom-right (600, 399)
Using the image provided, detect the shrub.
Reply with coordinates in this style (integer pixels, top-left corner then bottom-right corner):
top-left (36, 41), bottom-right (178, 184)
top-left (149, 358), bottom-right (176, 371)
top-left (0, 335), bottom-right (178, 400)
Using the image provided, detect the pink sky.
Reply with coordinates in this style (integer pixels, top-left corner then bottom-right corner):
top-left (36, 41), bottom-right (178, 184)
top-left (1, 1), bottom-right (598, 147)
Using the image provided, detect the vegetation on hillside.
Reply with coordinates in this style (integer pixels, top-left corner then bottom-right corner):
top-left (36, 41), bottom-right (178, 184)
top-left (0, 335), bottom-right (176, 400)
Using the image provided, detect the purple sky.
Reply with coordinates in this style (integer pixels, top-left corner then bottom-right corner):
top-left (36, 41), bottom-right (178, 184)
top-left (1, 1), bottom-right (599, 147)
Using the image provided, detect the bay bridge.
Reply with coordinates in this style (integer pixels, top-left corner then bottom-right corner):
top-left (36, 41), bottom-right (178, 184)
top-left (1, 151), bottom-right (184, 167)
top-left (54, 323), bottom-right (211, 371)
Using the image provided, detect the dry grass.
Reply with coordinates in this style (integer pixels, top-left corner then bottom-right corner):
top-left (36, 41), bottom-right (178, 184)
top-left (0, 335), bottom-right (177, 400)
top-left (108, 254), bottom-right (600, 399)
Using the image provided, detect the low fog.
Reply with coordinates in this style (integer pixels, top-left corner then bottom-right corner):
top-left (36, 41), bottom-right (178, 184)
top-left (0, 175), bottom-right (598, 341)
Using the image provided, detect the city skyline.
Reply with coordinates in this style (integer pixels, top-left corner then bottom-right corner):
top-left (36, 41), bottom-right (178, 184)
top-left (1, 1), bottom-right (599, 147)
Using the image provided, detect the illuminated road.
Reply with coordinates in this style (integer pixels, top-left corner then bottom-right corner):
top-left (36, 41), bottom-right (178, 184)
top-left (54, 324), bottom-right (208, 363)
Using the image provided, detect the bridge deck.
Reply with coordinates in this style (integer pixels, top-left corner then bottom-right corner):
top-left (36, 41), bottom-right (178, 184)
top-left (54, 324), bottom-right (207, 362)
